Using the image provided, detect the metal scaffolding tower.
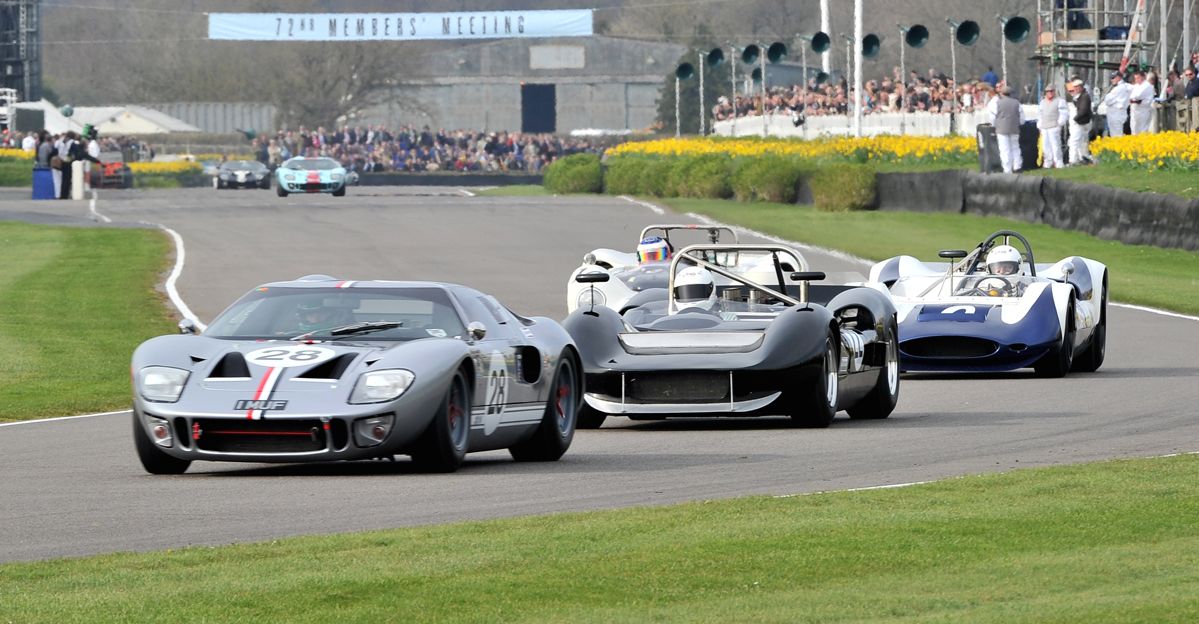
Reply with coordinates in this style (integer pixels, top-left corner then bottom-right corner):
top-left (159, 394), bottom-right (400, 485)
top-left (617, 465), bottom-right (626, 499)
top-left (1032, 0), bottom-right (1153, 81)
top-left (0, 0), bottom-right (40, 102)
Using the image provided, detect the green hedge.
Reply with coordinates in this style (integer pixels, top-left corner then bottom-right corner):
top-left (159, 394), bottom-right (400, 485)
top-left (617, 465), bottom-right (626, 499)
top-left (551, 153), bottom-right (879, 210)
top-left (543, 153), bottom-right (603, 194)
top-left (0, 161), bottom-right (33, 187)
top-left (809, 163), bottom-right (878, 211)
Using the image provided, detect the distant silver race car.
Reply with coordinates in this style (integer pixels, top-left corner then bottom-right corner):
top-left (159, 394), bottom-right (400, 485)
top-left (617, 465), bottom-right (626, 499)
top-left (131, 276), bottom-right (581, 474)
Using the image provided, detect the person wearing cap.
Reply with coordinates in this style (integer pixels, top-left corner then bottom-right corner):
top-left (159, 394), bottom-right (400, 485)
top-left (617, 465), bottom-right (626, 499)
top-left (1037, 85), bottom-right (1068, 169)
top-left (1103, 72), bottom-right (1131, 137)
top-left (987, 84), bottom-right (1024, 173)
top-left (1128, 70), bottom-right (1155, 134)
top-left (1066, 79), bottom-right (1093, 165)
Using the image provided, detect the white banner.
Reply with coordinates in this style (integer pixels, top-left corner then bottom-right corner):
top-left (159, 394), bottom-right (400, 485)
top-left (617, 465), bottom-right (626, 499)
top-left (208, 10), bottom-right (593, 41)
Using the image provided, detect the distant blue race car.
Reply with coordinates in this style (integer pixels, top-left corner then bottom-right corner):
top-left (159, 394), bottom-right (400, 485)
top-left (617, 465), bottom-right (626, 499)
top-left (275, 157), bottom-right (347, 197)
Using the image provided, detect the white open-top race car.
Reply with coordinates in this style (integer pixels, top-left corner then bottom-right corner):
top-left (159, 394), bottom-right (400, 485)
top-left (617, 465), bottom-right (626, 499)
top-left (869, 230), bottom-right (1108, 376)
top-left (566, 224), bottom-right (739, 315)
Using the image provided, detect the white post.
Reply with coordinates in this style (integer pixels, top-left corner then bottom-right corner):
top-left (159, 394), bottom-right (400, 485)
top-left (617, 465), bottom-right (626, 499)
top-left (730, 45), bottom-right (737, 137)
top-left (845, 37), bottom-right (853, 133)
top-left (853, 0), bottom-right (863, 137)
top-left (699, 53), bottom-right (706, 136)
top-left (71, 161), bottom-right (84, 200)
top-left (675, 77), bottom-right (681, 137)
top-left (761, 53), bottom-right (769, 137)
top-left (1186, 0), bottom-right (1193, 66)
top-left (821, 0), bottom-right (831, 74)
top-left (1001, 29), bottom-right (1008, 85)
top-left (899, 28), bottom-right (907, 134)
top-left (1162, 0), bottom-right (1170, 76)
top-left (950, 25), bottom-right (958, 114)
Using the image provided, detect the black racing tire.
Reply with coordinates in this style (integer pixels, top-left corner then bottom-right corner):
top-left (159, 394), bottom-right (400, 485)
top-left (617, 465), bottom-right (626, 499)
top-left (1072, 272), bottom-right (1107, 373)
top-left (1034, 296), bottom-right (1076, 378)
top-left (576, 401), bottom-right (607, 429)
top-left (276, 184), bottom-right (288, 197)
top-left (510, 355), bottom-right (578, 462)
top-left (786, 329), bottom-right (839, 428)
top-left (131, 412), bottom-right (190, 475)
top-left (332, 186), bottom-right (346, 197)
top-left (847, 317), bottom-right (900, 420)
top-left (410, 370), bottom-right (471, 472)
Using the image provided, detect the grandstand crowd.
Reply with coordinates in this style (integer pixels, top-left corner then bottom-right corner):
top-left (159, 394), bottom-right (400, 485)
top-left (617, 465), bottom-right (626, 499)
top-left (248, 126), bottom-right (605, 174)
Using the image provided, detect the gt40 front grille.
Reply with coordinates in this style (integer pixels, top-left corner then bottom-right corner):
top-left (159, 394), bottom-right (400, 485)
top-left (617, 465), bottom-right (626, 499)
top-left (193, 418), bottom-right (348, 453)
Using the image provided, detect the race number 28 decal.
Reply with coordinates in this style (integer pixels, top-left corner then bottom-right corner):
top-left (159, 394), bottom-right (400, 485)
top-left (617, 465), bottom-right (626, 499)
top-left (482, 350), bottom-right (508, 435)
top-left (245, 345), bottom-right (337, 368)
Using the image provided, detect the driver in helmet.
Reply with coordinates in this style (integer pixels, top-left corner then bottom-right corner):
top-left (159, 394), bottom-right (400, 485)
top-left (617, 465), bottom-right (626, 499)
top-left (674, 266), bottom-right (738, 320)
top-left (637, 236), bottom-right (671, 264)
top-left (985, 244), bottom-right (1023, 275)
top-left (293, 300), bottom-right (342, 334)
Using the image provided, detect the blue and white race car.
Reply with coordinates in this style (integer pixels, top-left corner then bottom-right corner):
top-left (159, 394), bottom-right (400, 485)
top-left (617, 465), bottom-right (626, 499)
top-left (275, 157), bottom-right (347, 197)
top-left (869, 230), bottom-right (1107, 377)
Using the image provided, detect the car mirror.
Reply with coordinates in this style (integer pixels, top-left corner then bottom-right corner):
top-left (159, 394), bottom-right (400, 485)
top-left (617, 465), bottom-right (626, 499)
top-left (938, 249), bottom-right (968, 259)
top-left (467, 321), bottom-right (487, 341)
top-left (575, 272), bottom-right (610, 284)
top-left (790, 271), bottom-right (826, 281)
top-left (178, 319), bottom-right (198, 335)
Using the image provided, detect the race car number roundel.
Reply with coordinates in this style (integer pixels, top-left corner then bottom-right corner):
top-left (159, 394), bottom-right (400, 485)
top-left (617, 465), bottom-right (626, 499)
top-left (244, 345), bottom-right (338, 368)
top-left (482, 350), bottom-right (508, 435)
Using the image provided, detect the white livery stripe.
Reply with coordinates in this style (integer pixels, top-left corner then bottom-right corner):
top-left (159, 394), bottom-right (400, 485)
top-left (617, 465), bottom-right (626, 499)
top-left (247, 367), bottom-right (284, 420)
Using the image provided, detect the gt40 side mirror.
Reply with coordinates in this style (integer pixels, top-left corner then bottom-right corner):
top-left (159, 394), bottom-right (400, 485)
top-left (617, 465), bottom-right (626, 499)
top-left (575, 272), bottom-right (610, 284)
top-left (178, 319), bottom-right (198, 335)
top-left (790, 271), bottom-right (826, 281)
top-left (467, 321), bottom-right (487, 341)
top-left (939, 249), bottom-right (968, 259)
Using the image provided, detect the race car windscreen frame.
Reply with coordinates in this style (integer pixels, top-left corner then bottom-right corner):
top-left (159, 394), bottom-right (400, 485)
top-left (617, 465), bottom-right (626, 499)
top-left (204, 287), bottom-right (467, 341)
top-left (284, 158), bottom-right (341, 171)
top-left (667, 244), bottom-right (811, 313)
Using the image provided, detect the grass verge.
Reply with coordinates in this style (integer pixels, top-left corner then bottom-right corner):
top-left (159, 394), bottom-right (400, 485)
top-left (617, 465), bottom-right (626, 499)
top-left (0, 222), bottom-right (177, 422)
top-left (1028, 164), bottom-right (1199, 198)
top-left (3, 454), bottom-right (1198, 622)
top-left (663, 197), bottom-right (1199, 316)
top-left (475, 184), bottom-right (551, 196)
top-left (0, 159), bottom-right (34, 187)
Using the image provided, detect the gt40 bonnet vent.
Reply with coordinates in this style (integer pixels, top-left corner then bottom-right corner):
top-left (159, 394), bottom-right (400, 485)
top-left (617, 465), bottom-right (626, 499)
top-left (295, 353), bottom-right (358, 380)
top-left (208, 352), bottom-right (251, 379)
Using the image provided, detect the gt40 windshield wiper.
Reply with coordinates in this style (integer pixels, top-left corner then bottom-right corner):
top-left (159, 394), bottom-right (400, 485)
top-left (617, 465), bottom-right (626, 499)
top-left (291, 321), bottom-right (403, 341)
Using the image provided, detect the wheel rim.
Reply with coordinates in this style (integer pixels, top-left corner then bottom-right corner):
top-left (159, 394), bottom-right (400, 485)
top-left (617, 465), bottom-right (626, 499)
top-left (554, 360), bottom-right (576, 435)
top-left (448, 377), bottom-right (468, 450)
top-left (824, 341), bottom-right (838, 407)
top-left (885, 332), bottom-right (899, 395)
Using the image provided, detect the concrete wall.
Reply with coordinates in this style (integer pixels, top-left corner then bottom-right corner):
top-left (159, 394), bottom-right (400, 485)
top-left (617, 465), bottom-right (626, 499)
top-left (876, 170), bottom-right (1199, 251)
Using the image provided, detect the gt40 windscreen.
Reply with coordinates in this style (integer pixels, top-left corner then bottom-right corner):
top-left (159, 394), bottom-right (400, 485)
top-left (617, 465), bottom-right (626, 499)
top-left (205, 287), bottom-right (466, 340)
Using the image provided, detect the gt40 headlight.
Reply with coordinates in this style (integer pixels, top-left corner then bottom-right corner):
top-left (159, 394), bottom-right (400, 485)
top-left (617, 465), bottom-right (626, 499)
top-left (330, 173), bottom-right (344, 181)
top-left (577, 288), bottom-right (606, 308)
top-left (138, 366), bottom-right (189, 403)
top-left (284, 173), bottom-right (296, 181)
top-left (349, 369), bottom-right (415, 404)
top-left (218, 172), bottom-right (231, 179)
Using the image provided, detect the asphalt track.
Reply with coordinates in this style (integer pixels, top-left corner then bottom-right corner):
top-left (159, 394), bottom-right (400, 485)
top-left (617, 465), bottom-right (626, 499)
top-left (1, 187), bottom-right (1197, 563)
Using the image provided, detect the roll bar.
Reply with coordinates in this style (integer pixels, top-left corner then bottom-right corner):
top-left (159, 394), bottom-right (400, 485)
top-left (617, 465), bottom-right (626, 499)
top-left (667, 244), bottom-right (812, 313)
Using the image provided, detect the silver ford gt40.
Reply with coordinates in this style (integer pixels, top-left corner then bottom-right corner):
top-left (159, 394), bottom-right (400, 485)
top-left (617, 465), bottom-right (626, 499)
top-left (131, 275), bottom-right (582, 474)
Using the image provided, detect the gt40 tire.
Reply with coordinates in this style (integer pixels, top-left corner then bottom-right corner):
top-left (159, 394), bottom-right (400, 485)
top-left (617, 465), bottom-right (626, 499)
top-left (276, 185), bottom-right (288, 197)
top-left (510, 355), bottom-right (578, 462)
top-left (787, 329), bottom-right (839, 428)
top-left (132, 412), bottom-right (190, 475)
top-left (332, 186), bottom-right (346, 197)
top-left (847, 317), bottom-right (900, 420)
top-left (411, 370), bottom-right (471, 472)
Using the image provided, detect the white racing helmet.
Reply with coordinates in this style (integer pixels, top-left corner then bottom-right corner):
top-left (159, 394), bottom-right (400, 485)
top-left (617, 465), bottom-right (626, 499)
top-left (985, 244), bottom-right (1022, 275)
top-left (674, 266), bottom-right (717, 311)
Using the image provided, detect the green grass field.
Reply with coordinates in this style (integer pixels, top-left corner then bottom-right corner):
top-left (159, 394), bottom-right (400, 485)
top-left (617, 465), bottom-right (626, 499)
top-left (1030, 164), bottom-right (1199, 198)
top-left (3, 454), bottom-right (1197, 623)
top-left (663, 198), bottom-right (1199, 316)
top-left (0, 222), bottom-right (177, 421)
top-left (475, 184), bottom-right (551, 196)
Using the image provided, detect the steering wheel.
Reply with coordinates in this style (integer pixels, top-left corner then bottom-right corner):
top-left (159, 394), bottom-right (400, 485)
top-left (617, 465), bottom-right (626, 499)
top-left (963, 275), bottom-right (1014, 297)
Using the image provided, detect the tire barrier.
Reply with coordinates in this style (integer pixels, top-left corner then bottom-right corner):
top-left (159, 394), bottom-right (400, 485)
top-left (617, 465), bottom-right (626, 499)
top-left (876, 170), bottom-right (1199, 251)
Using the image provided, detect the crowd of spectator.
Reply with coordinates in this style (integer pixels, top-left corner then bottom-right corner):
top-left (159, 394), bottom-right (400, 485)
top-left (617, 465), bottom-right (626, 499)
top-left (247, 126), bottom-right (605, 174)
